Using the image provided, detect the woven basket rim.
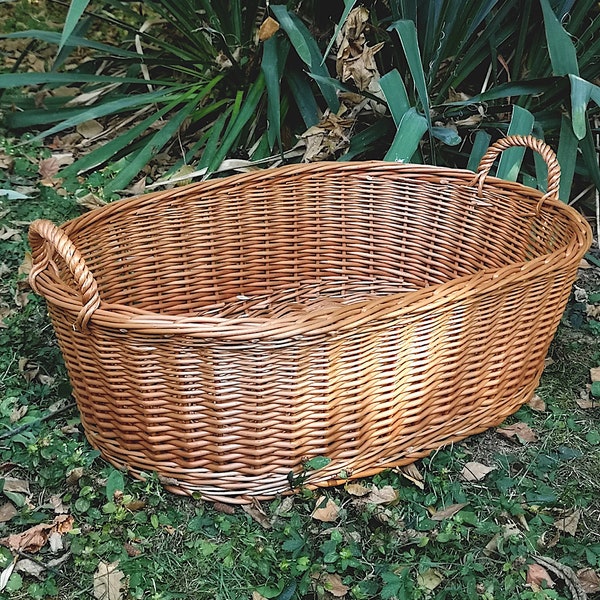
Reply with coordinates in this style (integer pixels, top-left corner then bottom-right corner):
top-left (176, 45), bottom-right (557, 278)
top-left (30, 160), bottom-right (592, 339)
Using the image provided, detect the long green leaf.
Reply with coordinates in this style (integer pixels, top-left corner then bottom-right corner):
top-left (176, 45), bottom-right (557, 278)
top-left (569, 74), bottom-right (595, 140)
top-left (339, 119), bottom-right (390, 161)
top-left (286, 70), bottom-right (319, 128)
top-left (579, 122), bottom-right (600, 194)
top-left (467, 130), bottom-right (492, 172)
top-left (380, 69), bottom-right (410, 126)
top-left (30, 89), bottom-right (177, 140)
top-left (384, 108), bottom-right (427, 163)
top-left (104, 94), bottom-right (201, 194)
top-left (206, 74), bottom-right (266, 174)
top-left (539, 0), bottom-right (579, 76)
top-left (0, 71), bottom-right (176, 90)
top-left (388, 20), bottom-right (431, 127)
top-left (496, 105), bottom-right (535, 181)
top-left (58, 0), bottom-right (92, 55)
top-left (198, 110), bottom-right (231, 170)
top-left (0, 31), bottom-right (141, 58)
top-left (271, 5), bottom-right (339, 112)
top-left (262, 36), bottom-right (283, 151)
top-left (556, 115), bottom-right (579, 201)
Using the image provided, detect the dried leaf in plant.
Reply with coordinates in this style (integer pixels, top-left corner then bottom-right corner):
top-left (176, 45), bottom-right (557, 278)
top-left (460, 462), bottom-right (496, 482)
top-left (430, 503), bottom-right (469, 521)
top-left (417, 568), bottom-right (444, 592)
top-left (527, 563), bottom-right (555, 591)
top-left (590, 367), bottom-right (600, 382)
top-left (528, 394), bottom-right (546, 412)
top-left (365, 485), bottom-right (398, 506)
top-left (0, 515), bottom-right (73, 553)
top-left (345, 483), bottom-right (371, 497)
top-left (241, 504), bottom-right (272, 530)
top-left (2, 478), bottom-right (30, 495)
top-left (553, 509), bottom-right (581, 535)
top-left (577, 568), bottom-right (600, 594)
top-left (258, 17), bottom-right (280, 42)
top-left (311, 497), bottom-right (340, 522)
top-left (312, 572), bottom-right (349, 598)
top-left (497, 422), bottom-right (538, 443)
top-left (0, 503), bottom-right (17, 523)
top-left (94, 561), bottom-right (125, 600)
top-left (397, 463), bottom-right (425, 489)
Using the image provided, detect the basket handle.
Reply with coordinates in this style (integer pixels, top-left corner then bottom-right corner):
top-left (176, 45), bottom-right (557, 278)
top-left (29, 219), bottom-right (101, 330)
top-left (475, 135), bottom-right (561, 208)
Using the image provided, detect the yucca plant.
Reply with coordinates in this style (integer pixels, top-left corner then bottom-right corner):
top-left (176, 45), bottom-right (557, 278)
top-left (0, 0), bottom-right (341, 194)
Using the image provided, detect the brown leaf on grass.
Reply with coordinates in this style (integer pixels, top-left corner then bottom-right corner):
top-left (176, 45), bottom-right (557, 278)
top-left (587, 304), bottom-right (600, 319)
top-left (258, 16), bottom-right (280, 41)
top-left (9, 405), bottom-right (28, 423)
top-left (528, 394), bottom-right (546, 412)
top-left (527, 563), bottom-right (555, 591)
top-left (18, 252), bottom-right (32, 277)
top-left (38, 157), bottom-right (61, 180)
top-left (577, 568), bottom-right (600, 593)
top-left (213, 502), bottom-right (235, 515)
top-left (123, 500), bottom-right (146, 512)
top-left (77, 119), bottom-right (104, 139)
top-left (93, 560), bottom-right (125, 600)
top-left (124, 542), bottom-right (141, 557)
top-left (417, 568), bottom-right (444, 591)
top-left (579, 258), bottom-right (592, 269)
top-left (15, 558), bottom-right (45, 579)
top-left (301, 110), bottom-right (353, 162)
top-left (252, 592), bottom-right (269, 600)
top-left (2, 477), bottom-right (30, 495)
top-left (311, 497), bottom-right (340, 522)
top-left (321, 573), bottom-right (349, 597)
top-left (0, 226), bottom-right (21, 241)
top-left (345, 483), bottom-right (371, 497)
top-left (590, 367), bottom-right (600, 383)
top-left (366, 485), bottom-right (398, 506)
top-left (76, 193), bottom-right (107, 210)
top-left (397, 463), bottom-right (425, 489)
top-left (66, 467), bottom-right (84, 486)
top-left (241, 503), bottom-right (272, 530)
top-left (0, 514), bottom-right (73, 553)
top-left (553, 509), bottom-right (581, 536)
top-left (0, 503), bottom-right (17, 523)
top-left (431, 503), bottom-right (469, 521)
top-left (18, 357), bottom-right (39, 383)
top-left (497, 422), bottom-right (538, 443)
top-left (460, 462), bottom-right (496, 482)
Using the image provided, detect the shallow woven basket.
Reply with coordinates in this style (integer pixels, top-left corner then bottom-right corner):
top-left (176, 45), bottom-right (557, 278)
top-left (29, 135), bottom-right (592, 503)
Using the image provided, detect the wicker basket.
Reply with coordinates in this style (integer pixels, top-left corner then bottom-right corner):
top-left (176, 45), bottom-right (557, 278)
top-left (29, 136), bottom-right (592, 503)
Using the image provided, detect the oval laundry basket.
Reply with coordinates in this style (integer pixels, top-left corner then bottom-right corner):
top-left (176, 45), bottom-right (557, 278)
top-left (29, 136), bottom-right (592, 503)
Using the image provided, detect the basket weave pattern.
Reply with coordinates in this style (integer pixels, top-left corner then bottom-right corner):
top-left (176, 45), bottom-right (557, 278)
top-left (29, 136), bottom-right (592, 502)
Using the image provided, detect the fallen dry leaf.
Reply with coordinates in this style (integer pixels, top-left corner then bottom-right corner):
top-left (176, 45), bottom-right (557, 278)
top-left (0, 503), bottom-right (17, 523)
top-left (460, 461), bottom-right (496, 482)
top-left (77, 119), bottom-right (104, 139)
top-left (0, 561), bottom-right (16, 593)
top-left (15, 558), bottom-right (44, 579)
top-left (431, 502), bottom-right (469, 521)
top-left (321, 572), bottom-right (349, 598)
top-left (18, 252), bottom-right (32, 277)
top-left (252, 593), bottom-right (269, 600)
top-left (258, 16), bottom-right (280, 41)
top-left (527, 563), bottom-right (555, 591)
top-left (587, 304), bottom-right (600, 319)
top-left (311, 497), bottom-right (340, 522)
top-left (123, 500), bottom-right (146, 512)
top-left (76, 192), bottom-right (107, 210)
top-left (553, 509), bottom-right (581, 536)
top-left (241, 503), bottom-right (272, 530)
top-left (0, 225), bottom-right (21, 241)
top-left (528, 394), bottom-right (546, 412)
top-left (576, 568), bottom-right (600, 594)
top-left (66, 467), bottom-right (84, 486)
top-left (124, 542), bottom-right (141, 557)
top-left (345, 483), bottom-right (371, 497)
top-left (397, 463), bottom-right (425, 489)
top-left (94, 560), bottom-right (125, 600)
top-left (579, 258), bottom-right (592, 269)
top-left (497, 422), bottom-right (538, 443)
top-left (417, 568), bottom-right (444, 592)
top-left (0, 514), bottom-right (73, 553)
top-left (38, 154), bottom-right (72, 180)
top-left (366, 485), bottom-right (398, 506)
top-left (213, 502), bottom-right (235, 515)
top-left (9, 405), bottom-right (27, 423)
top-left (2, 477), bottom-right (30, 495)
top-left (48, 531), bottom-right (63, 553)
top-left (590, 367), bottom-right (600, 383)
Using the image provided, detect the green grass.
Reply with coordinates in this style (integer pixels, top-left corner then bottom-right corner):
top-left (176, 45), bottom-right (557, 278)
top-left (1, 132), bottom-right (600, 600)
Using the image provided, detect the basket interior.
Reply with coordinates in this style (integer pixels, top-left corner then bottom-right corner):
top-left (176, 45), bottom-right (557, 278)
top-left (61, 166), bottom-right (575, 318)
